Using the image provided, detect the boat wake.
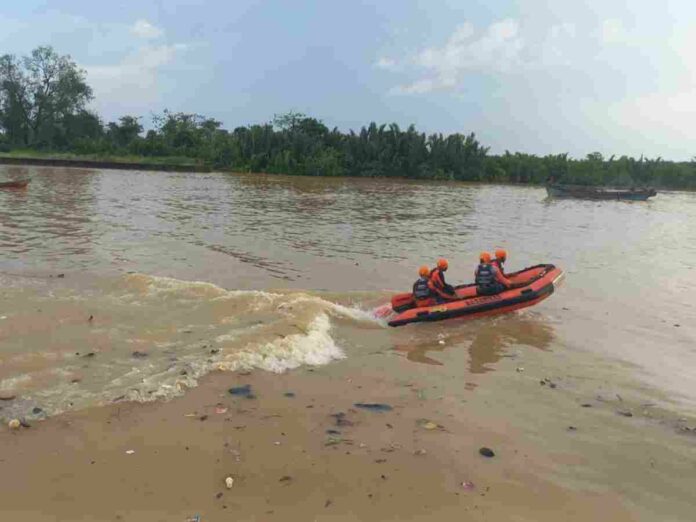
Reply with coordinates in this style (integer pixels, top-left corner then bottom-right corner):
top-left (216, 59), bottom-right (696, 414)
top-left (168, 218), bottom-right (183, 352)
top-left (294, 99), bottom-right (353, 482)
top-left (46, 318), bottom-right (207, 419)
top-left (0, 273), bottom-right (384, 421)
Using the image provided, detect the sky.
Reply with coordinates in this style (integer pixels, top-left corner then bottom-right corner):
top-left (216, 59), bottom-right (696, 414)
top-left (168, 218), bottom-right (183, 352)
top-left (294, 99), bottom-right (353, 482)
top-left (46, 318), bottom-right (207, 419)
top-left (1, 0), bottom-right (695, 159)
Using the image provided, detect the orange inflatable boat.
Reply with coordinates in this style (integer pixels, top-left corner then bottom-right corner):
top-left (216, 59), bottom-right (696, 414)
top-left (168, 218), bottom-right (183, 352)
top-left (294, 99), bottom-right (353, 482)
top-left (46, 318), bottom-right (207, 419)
top-left (382, 264), bottom-right (564, 327)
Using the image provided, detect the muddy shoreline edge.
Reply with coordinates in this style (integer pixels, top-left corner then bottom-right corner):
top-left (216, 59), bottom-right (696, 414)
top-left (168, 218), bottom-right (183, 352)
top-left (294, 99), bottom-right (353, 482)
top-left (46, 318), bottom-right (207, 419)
top-left (0, 156), bottom-right (212, 173)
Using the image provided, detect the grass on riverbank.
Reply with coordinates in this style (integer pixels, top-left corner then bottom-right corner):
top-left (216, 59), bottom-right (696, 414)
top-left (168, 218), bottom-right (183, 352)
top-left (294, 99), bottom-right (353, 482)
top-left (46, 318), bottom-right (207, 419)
top-left (0, 149), bottom-right (202, 167)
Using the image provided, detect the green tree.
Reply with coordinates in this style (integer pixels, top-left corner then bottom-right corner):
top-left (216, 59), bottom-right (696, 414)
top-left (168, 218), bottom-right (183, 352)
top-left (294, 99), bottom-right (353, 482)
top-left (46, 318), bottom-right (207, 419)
top-left (106, 116), bottom-right (143, 149)
top-left (55, 110), bottom-right (103, 149)
top-left (0, 46), bottom-right (92, 146)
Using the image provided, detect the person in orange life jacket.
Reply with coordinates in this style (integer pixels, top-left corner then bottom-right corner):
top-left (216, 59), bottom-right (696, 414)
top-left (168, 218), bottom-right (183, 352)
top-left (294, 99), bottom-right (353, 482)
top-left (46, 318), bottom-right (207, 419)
top-left (412, 265), bottom-right (434, 304)
top-left (492, 248), bottom-right (507, 275)
top-left (475, 252), bottom-right (511, 296)
top-left (429, 258), bottom-right (457, 301)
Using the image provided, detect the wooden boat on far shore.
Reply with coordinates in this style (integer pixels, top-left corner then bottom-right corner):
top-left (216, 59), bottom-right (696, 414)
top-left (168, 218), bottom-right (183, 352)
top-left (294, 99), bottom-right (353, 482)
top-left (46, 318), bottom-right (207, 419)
top-left (546, 183), bottom-right (656, 201)
top-left (0, 179), bottom-right (30, 189)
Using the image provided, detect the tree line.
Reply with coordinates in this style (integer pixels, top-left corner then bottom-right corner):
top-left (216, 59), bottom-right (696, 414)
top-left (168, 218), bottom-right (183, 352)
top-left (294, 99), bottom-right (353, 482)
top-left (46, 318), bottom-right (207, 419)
top-left (1, 46), bottom-right (695, 188)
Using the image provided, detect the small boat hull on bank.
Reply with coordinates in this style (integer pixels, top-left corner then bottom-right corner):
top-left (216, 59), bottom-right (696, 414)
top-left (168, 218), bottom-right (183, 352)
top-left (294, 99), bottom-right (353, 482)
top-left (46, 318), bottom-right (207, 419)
top-left (383, 264), bottom-right (564, 327)
top-left (546, 184), bottom-right (656, 201)
top-left (0, 179), bottom-right (30, 189)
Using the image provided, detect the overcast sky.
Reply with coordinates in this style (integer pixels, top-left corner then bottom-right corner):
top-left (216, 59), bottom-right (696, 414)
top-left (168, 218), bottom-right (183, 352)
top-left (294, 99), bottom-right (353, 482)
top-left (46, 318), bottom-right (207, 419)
top-left (2, 0), bottom-right (695, 159)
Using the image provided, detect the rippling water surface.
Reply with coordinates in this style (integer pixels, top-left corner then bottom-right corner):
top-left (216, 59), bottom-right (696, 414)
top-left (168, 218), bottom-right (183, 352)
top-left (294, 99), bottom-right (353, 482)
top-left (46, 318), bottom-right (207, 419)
top-left (1, 165), bottom-right (695, 419)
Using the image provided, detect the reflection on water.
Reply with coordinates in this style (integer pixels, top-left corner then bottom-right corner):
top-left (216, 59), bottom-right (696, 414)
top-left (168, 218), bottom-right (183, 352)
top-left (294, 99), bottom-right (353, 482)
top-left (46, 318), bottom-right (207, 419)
top-left (0, 168), bottom-right (480, 280)
top-left (393, 313), bottom-right (554, 376)
top-left (1, 168), bottom-right (99, 267)
top-left (0, 165), bottom-right (31, 182)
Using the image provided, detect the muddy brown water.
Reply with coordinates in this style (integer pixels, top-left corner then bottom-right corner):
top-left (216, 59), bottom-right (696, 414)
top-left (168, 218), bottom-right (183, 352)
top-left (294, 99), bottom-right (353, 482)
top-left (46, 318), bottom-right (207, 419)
top-left (1, 165), bottom-right (694, 408)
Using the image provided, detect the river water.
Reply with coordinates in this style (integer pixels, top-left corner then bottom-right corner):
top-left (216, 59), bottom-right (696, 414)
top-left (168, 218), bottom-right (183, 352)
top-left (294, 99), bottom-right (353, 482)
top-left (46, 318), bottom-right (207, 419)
top-left (1, 165), bottom-right (695, 425)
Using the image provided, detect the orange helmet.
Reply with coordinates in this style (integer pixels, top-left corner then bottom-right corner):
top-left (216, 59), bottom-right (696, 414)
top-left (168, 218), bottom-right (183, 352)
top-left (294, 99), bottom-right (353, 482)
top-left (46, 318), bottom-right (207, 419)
top-left (495, 249), bottom-right (507, 261)
top-left (437, 258), bottom-right (448, 270)
top-left (480, 251), bottom-right (491, 263)
top-left (418, 265), bottom-right (430, 277)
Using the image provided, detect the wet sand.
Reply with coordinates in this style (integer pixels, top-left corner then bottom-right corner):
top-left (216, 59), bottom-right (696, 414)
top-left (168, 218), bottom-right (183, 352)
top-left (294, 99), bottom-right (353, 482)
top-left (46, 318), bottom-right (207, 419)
top-left (0, 362), bottom-right (634, 522)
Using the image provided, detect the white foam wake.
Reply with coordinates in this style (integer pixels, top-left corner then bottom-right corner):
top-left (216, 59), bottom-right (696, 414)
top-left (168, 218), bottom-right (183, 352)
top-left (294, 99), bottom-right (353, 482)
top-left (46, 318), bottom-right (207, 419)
top-left (216, 313), bottom-right (345, 373)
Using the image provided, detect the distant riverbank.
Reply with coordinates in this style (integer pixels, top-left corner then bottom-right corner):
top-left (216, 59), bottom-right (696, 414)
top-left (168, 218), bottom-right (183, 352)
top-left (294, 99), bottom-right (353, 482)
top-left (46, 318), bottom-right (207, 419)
top-left (0, 152), bottom-right (210, 173)
top-left (1, 147), bottom-right (693, 190)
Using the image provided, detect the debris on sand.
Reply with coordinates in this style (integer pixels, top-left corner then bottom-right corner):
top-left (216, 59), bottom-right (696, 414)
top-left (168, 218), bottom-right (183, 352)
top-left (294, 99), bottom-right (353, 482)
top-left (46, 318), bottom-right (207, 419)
top-left (8, 419), bottom-right (21, 430)
top-left (228, 384), bottom-right (253, 397)
top-left (479, 447), bottom-right (495, 458)
top-left (132, 351), bottom-right (148, 359)
top-left (540, 378), bottom-right (557, 389)
top-left (225, 476), bottom-right (234, 489)
top-left (325, 437), bottom-right (343, 446)
top-left (354, 403), bottom-right (393, 412)
top-left (417, 419), bottom-right (443, 431)
top-left (330, 412), bottom-right (354, 427)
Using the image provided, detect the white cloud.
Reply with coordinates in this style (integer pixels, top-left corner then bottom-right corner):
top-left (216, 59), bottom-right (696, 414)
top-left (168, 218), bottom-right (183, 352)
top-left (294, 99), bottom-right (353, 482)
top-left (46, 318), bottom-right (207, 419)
top-left (604, 27), bottom-right (696, 155)
top-left (86, 44), bottom-right (187, 112)
top-left (389, 19), bottom-right (525, 95)
top-left (549, 22), bottom-right (576, 40)
top-left (600, 18), bottom-right (627, 44)
top-left (381, 17), bottom-right (638, 96)
top-left (605, 88), bottom-right (696, 158)
top-left (390, 76), bottom-right (457, 95)
top-left (374, 57), bottom-right (398, 70)
top-left (130, 19), bottom-right (164, 40)
top-left (613, 89), bottom-right (696, 124)
top-left (538, 22), bottom-right (579, 67)
top-left (418, 19), bottom-right (523, 72)
top-left (446, 22), bottom-right (476, 45)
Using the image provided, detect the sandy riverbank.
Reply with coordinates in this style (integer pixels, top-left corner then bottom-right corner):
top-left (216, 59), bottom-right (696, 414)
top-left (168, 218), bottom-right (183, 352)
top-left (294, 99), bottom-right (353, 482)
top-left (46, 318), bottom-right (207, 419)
top-left (1, 358), bottom-right (639, 522)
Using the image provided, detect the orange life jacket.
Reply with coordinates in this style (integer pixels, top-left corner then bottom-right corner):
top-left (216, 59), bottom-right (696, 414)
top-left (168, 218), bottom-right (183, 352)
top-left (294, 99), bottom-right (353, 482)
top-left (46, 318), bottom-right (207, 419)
top-left (428, 268), bottom-right (456, 300)
top-left (428, 268), bottom-right (446, 290)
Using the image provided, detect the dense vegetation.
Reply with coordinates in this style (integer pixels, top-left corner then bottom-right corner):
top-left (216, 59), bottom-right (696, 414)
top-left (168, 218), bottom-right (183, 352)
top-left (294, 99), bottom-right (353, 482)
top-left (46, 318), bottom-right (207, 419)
top-left (2, 46), bottom-right (695, 188)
